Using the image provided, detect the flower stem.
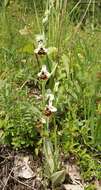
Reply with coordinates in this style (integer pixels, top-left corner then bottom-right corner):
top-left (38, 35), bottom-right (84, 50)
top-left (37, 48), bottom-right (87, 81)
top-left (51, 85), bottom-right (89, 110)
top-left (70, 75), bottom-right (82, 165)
top-left (54, 117), bottom-right (57, 153)
top-left (42, 81), bottom-right (46, 107)
top-left (54, 117), bottom-right (59, 170)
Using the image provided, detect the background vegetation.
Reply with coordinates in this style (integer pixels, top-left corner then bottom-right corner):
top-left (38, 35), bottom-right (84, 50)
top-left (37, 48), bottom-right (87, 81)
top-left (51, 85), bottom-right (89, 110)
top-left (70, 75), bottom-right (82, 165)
top-left (0, 0), bottom-right (101, 188)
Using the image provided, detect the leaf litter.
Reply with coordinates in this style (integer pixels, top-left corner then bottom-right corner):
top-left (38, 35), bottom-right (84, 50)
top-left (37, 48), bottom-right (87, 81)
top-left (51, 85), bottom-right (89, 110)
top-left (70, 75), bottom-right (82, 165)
top-left (0, 146), bottom-right (101, 190)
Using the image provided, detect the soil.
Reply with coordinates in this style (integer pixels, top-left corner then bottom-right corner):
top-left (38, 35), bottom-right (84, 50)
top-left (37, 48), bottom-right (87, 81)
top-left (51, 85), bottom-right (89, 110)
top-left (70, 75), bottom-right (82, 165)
top-left (0, 146), bottom-right (43, 190)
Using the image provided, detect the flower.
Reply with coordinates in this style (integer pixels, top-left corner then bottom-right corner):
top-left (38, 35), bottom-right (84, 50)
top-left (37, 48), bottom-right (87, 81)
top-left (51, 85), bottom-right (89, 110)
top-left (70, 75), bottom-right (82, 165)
top-left (38, 65), bottom-right (50, 80)
top-left (34, 43), bottom-right (48, 55)
top-left (35, 34), bottom-right (46, 44)
top-left (44, 99), bottom-right (57, 117)
top-left (34, 34), bottom-right (48, 55)
top-left (44, 104), bottom-right (57, 117)
top-left (36, 118), bottom-right (46, 130)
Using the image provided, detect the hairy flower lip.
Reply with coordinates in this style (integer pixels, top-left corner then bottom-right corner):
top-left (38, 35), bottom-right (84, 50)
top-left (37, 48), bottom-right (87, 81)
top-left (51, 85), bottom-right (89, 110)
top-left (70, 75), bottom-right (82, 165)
top-left (34, 48), bottom-right (47, 55)
top-left (44, 104), bottom-right (57, 117)
top-left (34, 41), bottom-right (48, 55)
top-left (38, 65), bottom-right (50, 80)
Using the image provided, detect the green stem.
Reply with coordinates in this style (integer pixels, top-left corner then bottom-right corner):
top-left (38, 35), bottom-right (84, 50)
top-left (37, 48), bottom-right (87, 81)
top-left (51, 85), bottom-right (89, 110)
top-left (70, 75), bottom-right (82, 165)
top-left (42, 81), bottom-right (46, 107)
top-left (46, 117), bottom-right (49, 132)
top-left (35, 54), bottom-right (40, 68)
top-left (54, 116), bottom-right (59, 171)
top-left (54, 117), bottom-right (57, 153)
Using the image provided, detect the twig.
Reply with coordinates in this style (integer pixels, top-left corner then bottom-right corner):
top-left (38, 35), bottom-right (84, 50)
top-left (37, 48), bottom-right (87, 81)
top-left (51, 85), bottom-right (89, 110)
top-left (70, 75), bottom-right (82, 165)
top-left (68, 0), bottom-right (82, 16)
top-left (2, 168), bottom-right (14, 190)
top-left (0, 179), bottom-right (4, 186)
top-left (19, 80), bottom-right (29, 90)
top-left (75, 0), bottom-right (92, 31)
top-left (66, 0), bottom-right (92, 50)
top-left (10, 175), bottom-right (34, 190)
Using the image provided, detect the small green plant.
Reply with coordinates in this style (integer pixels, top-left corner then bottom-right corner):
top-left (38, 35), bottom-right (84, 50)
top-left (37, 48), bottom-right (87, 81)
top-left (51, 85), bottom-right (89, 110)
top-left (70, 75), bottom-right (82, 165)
top-left (85, 184), bottom-right (96, 190)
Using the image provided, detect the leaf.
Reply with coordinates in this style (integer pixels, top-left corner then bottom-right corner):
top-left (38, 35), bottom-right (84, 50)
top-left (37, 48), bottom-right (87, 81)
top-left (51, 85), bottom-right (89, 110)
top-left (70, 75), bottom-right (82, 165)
top-left (0, 130), bottom-right (3, 139)
top-left (66, 164), bottom-right (82, 185)
top-left (51, 170), bottom-right (66, 187)
top-left (74, 81), bottom-right (81, 95)
top-left (19, 43), bottom-right (33, 54)
top-left (14, 155), bottom-right (34, 179)
top-left (62, 54), bottom-right (69, 77)
top-left (30, 105), bottom-right (41, 117)
top-left (51, 62), bottom-right (58, 76)
top-left (4, 0), bottom-right (10, 7)
top-left (67, 89), bottom-right (78, 101)
top-left (94, 116), bottom-right (101, 144)
top-left (43, 139), bottom-right (54, 174)
top-left (0, 80), bottom-right (5, 89)
top-left (47, 47), bottom-right (58, 61)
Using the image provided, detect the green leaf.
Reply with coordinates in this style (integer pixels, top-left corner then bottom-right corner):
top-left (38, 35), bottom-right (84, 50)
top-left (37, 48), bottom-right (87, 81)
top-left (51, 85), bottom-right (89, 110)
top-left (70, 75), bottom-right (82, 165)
top-left (19, 43), bottom-right (33, 54)
top-left (51, 170), bottom-right (66, 187)
top-left (43, 139), bottom-right (54, 174)
top-left (94, 116), bottom-right (101, 144)
top-left (62, 54), bottom-right (69, 77)
top-left (4, 0), bottom-right (10, 7)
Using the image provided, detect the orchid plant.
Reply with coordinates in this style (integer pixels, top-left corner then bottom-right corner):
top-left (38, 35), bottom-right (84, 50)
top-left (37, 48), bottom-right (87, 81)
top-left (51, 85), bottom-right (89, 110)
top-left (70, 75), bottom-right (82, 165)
top-left (33, 3), bottom-right (66, 186)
